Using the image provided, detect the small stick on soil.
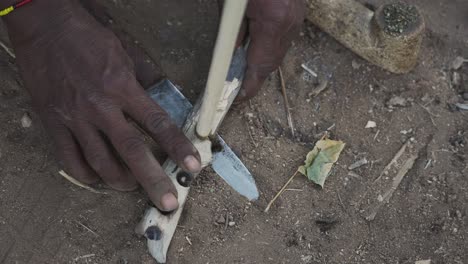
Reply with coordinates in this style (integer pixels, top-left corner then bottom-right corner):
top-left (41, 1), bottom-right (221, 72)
top-left (301, 63), bottom-right (318, 77)
top-left (75, 221), bottom-right (99, 237)
top-left (0, 40), bottom-right (15, 59)
top-left (278, 67), bottom-right (295, 138)
top-left (365, 153), bottom-right (419, 221)
top-left (73, 254), bottom-right (95, 261)
top-left (224, 212), bottom-right (229, 230)
top-left (418, 103), bottom-right (438, 126)
top-left (337, 193), bottom-right (350, 216)
top-left (374, 140), bottom-right (409, 183)
top-left (373, 130), bottom-right (380, 141)
top-left (424, 159), bottom-right (432, 169)
top-left (247, 125), bottom-right (259, 148)
top-left (59, 170), bottom-right (106, 194)
top-left (284, 188), bottom-right (303, 192)
top-left (264, 171), bottom-right (299, 213)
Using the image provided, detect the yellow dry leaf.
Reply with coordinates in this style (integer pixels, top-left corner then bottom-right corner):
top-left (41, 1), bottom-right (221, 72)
top-left (298, 138), bottom-right (345, 187)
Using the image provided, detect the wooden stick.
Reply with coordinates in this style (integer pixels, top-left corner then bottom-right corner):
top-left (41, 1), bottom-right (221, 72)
top-left (374, 140), bottom-right (409, 183)
top-left (0, 40), bottom-right (15, 59)
top-left (196, 0), bottom-right (248, 138)
top-left (59, 170), bottom-right (106, 194)
top-left (278, 67), bottom-right (295, 138)
top-left (264, 171), bottom-right (299, 212)
top-left (365, 154), bottom-right (418, 221)
top-left (75, 221), bottom-right (99, 237)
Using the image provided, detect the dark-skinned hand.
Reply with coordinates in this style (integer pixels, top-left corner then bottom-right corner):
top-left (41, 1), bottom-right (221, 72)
top-left (3, 0), bottom-right (201, 212)
top-left (2, 0), bottom-right (305, 212)
top-left (236, 0), bottom-right (306, 101)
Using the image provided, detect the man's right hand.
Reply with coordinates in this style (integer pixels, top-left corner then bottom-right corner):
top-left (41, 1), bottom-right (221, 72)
top-left (3, 0), bottom-right (201, 212)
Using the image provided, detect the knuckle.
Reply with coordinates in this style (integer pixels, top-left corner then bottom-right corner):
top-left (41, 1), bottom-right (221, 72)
top-left (119, 135), bottom-right (144, 160)
top-left (142, 110), bottom-right (172, 132)
top-left (253, 0), bottom-right (304, 29)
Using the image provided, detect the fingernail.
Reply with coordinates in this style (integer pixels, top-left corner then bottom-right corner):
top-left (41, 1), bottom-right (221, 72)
top-left (184, 155), bottom-right (201, 173)
top-left (161, 193), bottom-right (178, 212)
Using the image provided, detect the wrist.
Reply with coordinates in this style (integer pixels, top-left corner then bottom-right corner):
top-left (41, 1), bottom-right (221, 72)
top-left (2, 0), bottom-right (78, 46)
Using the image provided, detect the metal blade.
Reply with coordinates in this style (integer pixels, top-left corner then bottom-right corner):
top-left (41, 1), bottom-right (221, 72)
top-left (212, 137), bottom-right (259, 200)
top-left (147, 79), bottom-right (192, 128)
top-left (146, 79), bottom-right (259, 201)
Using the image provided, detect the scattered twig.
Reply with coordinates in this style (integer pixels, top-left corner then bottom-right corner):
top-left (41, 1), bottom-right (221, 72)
top-left (75, 221), bottom-right (99, 237)
top-left (265, 171), bottom-right (299, 212)
top-left (418, 103), bottom-right (438, 126)
top-left (337, 193), bottom-right (350, 216)
top-left (326, 123), bottom-right (336, 131)
top-left (278, 67), bottom-right (295, 137)
top-left (59, 170), bottom-right (106, 194)
top-left (247, 125), bottom-right (258, 148)
top-left (73, 254), bottom-right (96, 261)
top-left (284, 188), bottom-right (303, 192)
top-left (224, 212), bottom-right (229, 230)
top-left (185, 236), bottom-right (193, 246)
top-left (424, 159), bottom-right (432, 169)
top-left (369, 158), bottom-right (382, 172)
top-left (301, 63), bottom-right (318, 77)
top-left (374, 141), bottom-right (409, 183)
top-left (0, 40), bottom-right (15, 59)
top-left (347, 171), bottom-right (361, 179)
top-left (348, 158), bottom-right (368, 170)
top-left (373, 130), bottom-right (380, 141)
top-left (365, 154), bottom-right (419, 221)
top-left (337, 193), bottom-right (345, 208)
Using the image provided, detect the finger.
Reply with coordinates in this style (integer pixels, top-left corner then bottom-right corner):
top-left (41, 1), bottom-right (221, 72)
top-left (124, 88), bottom-right (201, 174)
top-left (101, 112), bottom-right (179, 212)
top-left (236, 19), bottom-right (248, 48)
top-left (73, 122), bottom-right (138, 191)
top-left (236, 0), bottom-right (305, 102)
top-left (237, 26), bottom-right (290, 102)
top-left (47, 122), bottom-right (100, 185)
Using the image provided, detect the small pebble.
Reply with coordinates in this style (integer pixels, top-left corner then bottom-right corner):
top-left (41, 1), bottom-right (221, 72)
top-left (365, 121), bottom-right (377, 128)
top-left (387, 96), bottom-right (408, 107)
top-left (228, 221), bottom-right (236, 227)
top-left (21, 113), bottom-right (32, 128)
top-left (377, 194), bottom-right (384, 202)
top-left (351, 60), bottom-right (361, 70)
top-left (452, 56), bottom-right (466, 70)
top-left (216, 215), bottom-right (226, 224)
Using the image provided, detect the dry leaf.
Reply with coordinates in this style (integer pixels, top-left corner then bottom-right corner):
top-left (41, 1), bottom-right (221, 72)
top-left (298, 139), bottom-right (345, 187)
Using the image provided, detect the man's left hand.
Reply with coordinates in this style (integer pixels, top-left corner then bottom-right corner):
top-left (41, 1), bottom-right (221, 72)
top-left (236, 0), bottom-right (305, 101)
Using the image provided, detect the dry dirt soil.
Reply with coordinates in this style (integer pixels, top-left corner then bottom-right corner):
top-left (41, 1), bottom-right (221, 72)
top-left (1, 0), bottom-right (468, 263)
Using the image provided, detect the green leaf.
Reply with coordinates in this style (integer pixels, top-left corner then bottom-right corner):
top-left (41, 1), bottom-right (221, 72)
top-left (298, 139), bottom-right (345, 187)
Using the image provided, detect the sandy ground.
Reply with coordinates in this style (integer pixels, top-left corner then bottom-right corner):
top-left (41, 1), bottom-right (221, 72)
top-left (1, 0), bottom-right (467, 263)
